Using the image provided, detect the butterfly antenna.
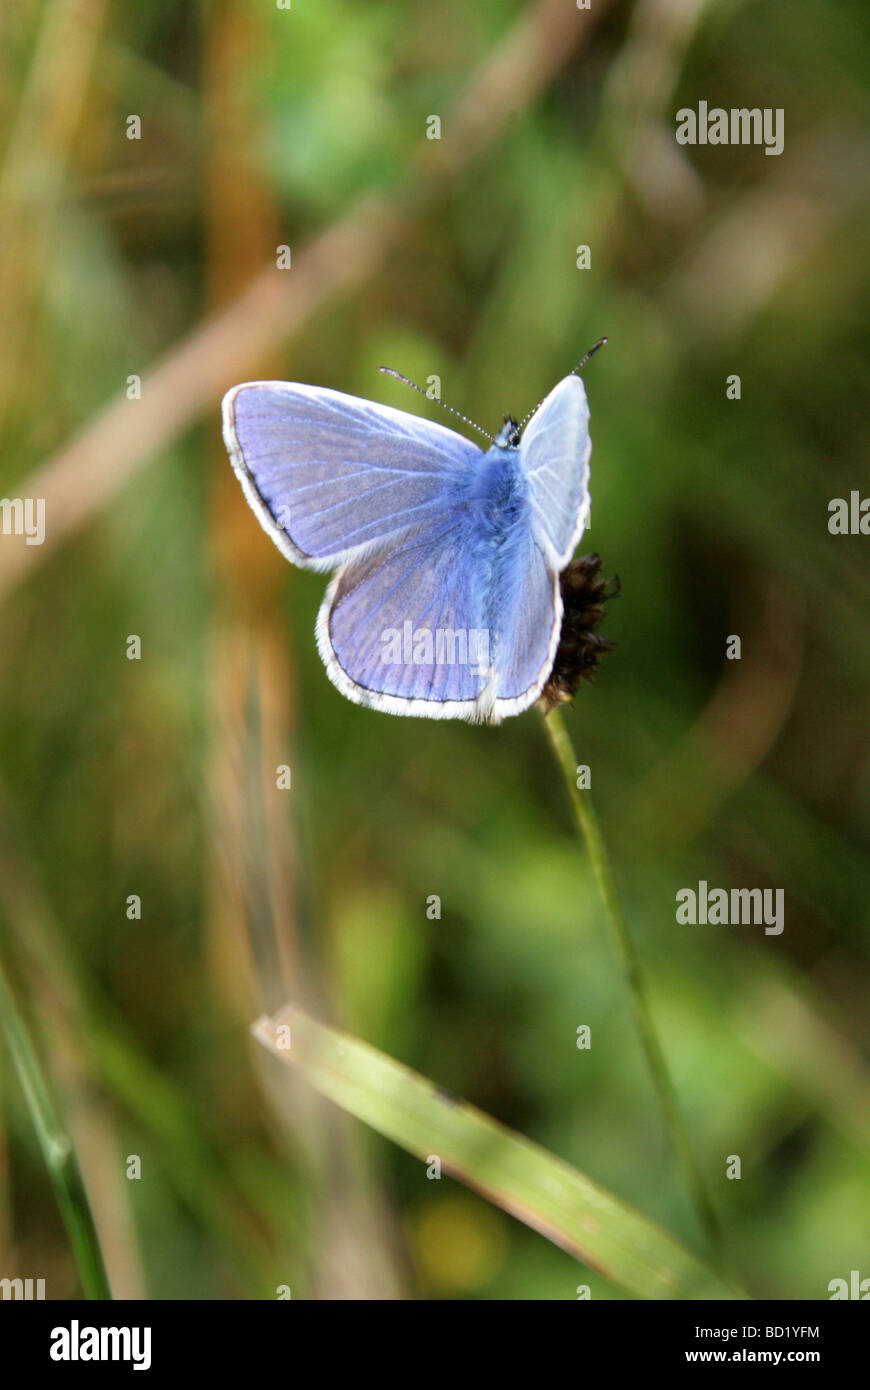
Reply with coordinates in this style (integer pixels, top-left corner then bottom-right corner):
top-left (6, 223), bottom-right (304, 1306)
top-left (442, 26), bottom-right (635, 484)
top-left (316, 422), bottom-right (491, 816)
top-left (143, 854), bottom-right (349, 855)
top-left (379, 366), bottom-right (494, 444)
top-left (571, 336), bottom-right (608, 375)
top-left (516, 337), bottom-right (609, 433)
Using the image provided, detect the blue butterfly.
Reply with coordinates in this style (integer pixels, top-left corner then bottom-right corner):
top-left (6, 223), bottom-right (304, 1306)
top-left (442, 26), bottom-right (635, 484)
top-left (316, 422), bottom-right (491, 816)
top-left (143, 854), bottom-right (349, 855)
top-left (221, 347), bottom-right (603, 723)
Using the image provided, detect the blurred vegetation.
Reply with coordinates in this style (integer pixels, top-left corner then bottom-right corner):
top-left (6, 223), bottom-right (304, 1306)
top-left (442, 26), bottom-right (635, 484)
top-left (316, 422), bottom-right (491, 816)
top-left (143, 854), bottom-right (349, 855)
top-left (0, 0), bottom-right (868, 1300)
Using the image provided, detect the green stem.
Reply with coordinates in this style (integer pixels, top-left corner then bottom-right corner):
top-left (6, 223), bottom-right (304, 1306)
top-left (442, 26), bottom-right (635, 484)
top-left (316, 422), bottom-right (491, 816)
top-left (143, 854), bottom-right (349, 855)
top-left (540, 703), bottom-right (722, 1260)
top-left (0, 946), bottom-right (112, 1299)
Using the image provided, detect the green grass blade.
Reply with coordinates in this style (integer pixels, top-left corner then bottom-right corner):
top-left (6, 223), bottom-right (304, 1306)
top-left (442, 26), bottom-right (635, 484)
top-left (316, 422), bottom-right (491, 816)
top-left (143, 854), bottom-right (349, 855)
top-left (253, 1005), bottom-right (745, 1300)
top-left (0, 950), bottom-right (112, 1299)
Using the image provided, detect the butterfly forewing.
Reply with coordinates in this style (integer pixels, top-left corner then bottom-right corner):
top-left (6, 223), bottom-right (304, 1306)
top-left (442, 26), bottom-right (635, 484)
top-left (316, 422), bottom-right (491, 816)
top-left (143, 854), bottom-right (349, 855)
top-left (223, 381), bottom-right (480, 569)
top-left (519, 374), bottom-right (591, 569)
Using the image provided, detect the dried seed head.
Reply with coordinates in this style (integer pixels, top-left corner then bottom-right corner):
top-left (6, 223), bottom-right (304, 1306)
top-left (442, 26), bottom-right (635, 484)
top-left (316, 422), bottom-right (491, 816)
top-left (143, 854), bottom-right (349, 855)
top-left (540, 553), bottom-right (619, 713)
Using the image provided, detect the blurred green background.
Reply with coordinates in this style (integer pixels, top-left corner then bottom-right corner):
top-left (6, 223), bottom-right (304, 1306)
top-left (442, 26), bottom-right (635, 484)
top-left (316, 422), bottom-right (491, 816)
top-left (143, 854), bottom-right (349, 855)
top-left (1, 0), bottom-right (869, 1300)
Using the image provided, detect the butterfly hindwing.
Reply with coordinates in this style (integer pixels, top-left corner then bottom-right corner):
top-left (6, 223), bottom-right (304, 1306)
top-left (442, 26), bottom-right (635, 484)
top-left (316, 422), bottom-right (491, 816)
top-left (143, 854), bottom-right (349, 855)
top-left (320, 497), bottom-right (562, 723)
top-left (319, 509), bottom-right (497, 719)
top-left (490, 529), bottom-right (562, 709)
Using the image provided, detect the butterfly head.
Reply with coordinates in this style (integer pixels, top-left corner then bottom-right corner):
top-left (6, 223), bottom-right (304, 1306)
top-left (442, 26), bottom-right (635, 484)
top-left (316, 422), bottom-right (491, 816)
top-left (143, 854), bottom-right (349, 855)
top-left (495, 415), bottom-right (521, 450)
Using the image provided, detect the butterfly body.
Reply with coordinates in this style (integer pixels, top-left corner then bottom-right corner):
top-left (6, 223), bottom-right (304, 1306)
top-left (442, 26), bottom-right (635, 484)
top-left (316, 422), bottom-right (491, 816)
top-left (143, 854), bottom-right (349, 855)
top-left (465, 436), bottom-right (524, 524)
top-left (222, 372), bottom-right (593, 723)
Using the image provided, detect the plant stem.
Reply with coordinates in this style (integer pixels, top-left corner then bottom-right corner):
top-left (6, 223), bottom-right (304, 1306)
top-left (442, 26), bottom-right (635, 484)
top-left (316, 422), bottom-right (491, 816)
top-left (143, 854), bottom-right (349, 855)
top-left (0, 945), bottom-right (112, 1299)
top-left (540, 703), bottom-right (722, 1259)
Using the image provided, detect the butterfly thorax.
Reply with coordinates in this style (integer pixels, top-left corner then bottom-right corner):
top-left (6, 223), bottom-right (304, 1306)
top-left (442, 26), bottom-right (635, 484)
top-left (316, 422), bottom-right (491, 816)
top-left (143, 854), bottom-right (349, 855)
top-left (464, 441), bottom-right (527, 542)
